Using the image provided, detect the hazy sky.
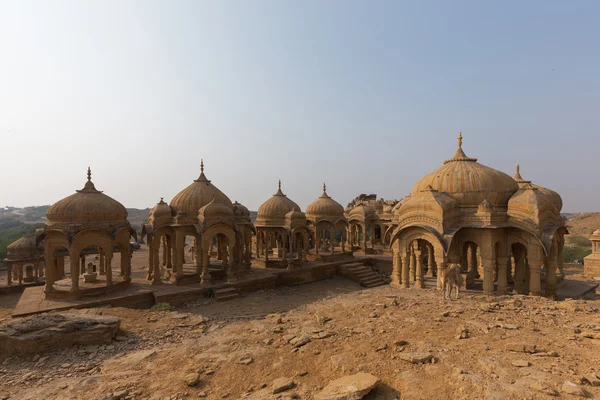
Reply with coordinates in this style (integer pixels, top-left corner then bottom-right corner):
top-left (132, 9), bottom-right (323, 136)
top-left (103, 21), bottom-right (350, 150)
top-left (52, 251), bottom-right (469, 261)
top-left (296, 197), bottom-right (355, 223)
top-left (1, 1), bottom-right (598, 212)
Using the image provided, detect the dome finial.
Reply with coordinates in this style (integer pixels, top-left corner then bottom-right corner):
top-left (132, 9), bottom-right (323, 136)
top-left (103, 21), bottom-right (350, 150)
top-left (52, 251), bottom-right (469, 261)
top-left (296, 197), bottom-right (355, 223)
top-left (278, 180), bottom-right (281, 190)
top-left (77, 166), bottom-right (100, 193)
top-left (458, 132), bottom-right (463, 148)
top-left (87, 166), bottom-right (92, 181)
top-left (444, 132), bottom-right (477, 164)
top-left (201, 159), bottom-right (204, 173)
top-left (323, 182), bottom-right (326, 193)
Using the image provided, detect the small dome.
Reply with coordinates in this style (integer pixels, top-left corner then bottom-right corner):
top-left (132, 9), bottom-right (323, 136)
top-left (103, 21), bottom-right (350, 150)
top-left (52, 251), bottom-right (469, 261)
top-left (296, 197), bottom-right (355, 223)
top-left (198, 198), bottom-right (234, 221)
top-left (305, 184), bottom-right (345, 221)
top-left (411, 134), bottom-right (519, 207)
top-left (256, 181), bottom-right (301, 226)
top-left (169, 161), bottom-right (232, 218)
top-left (347, 204), bottom-right (376, 222)
top-left (6, 235), bottom-right (40, 259)
top-left (148, 198), bottom-right (172, 226)
top-left (513, 164), bottom-right (563, 212)
top-left (233, 201), bottom-right (250, 217)
top-left (592, 229), bottom-right (600, 240)
top-left (46, 168), bottom-right (128, 225)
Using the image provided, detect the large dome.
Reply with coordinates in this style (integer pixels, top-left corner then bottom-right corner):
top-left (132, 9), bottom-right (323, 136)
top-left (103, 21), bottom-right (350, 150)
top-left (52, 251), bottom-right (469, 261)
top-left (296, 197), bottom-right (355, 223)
top-left (46, 168), bottom-right (128, 225)
top-left (305, 184), bottom-right (345, 221)
top-left (411, 134), bottom-right (519, 207)
top-left (169, 161), bottom-right (233, 217)
top-left (256, 181), bottom-right (301, 226)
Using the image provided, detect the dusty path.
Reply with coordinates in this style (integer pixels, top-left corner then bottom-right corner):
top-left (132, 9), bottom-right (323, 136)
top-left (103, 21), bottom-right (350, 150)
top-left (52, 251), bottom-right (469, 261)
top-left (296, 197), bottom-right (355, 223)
top-left (1, 277), bottom-right (600, 400)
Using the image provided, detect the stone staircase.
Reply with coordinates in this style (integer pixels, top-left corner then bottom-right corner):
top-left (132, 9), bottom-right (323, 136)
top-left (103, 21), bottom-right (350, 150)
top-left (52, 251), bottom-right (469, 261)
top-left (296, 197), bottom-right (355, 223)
top-left (338, 262), bottom-right (387, 288)
top-left (214, 286), bottom-right (240, 302)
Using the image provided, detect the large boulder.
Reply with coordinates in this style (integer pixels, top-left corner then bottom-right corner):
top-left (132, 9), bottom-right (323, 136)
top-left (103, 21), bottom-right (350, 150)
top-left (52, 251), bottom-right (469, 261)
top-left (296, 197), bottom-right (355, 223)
top-left (315, 373), bottom-right (380, 400)
top-left (0, 313), bottom-right (120, 355)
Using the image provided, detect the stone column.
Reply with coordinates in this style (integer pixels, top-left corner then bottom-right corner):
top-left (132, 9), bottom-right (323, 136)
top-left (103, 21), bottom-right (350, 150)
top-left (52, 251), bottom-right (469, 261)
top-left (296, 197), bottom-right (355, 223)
top-left (147, 241), bottom-right (154, 280)
top-left (44, 248), bottom-right (55, 292)
top-left (415, 247), bottom-right (423, 289)
top-left (436, 259), bottom-right (446, 290)
top-left (401, 252), bottom-right (410, 289)
top-left (409, 245), bottom-right (416, 282)
top-left (57, 256), bottom-right (65, 278)
top-left (425, 244), bottom-right (435, 278)
top-left (105, 253), bottom-right (113, 286)
top-left (175, 231), bottom-right (184, 279)
top-left (80, 255), bottom-right (86, 275)
top-left (152, 245), bottom-right (161, 285)
top-left (70, 249), bottom-right (80, 294)
top-left (529, 264), bottom-right (542, 296)
top-left (513, 252), bottom-right (526, 294)
top-left (99, 250), bottom-right (105, 275)
top-left (162, 236), bottom-right (168, 266)
top-left (362, 225), bottom-right (367, 253)
top-left (6, 262), bottom-right (12, 285)
top-left (196, 242), bottom-right (203, 275)
top-left (201, 246), bottom-right (211, 285)
top-left (467, 245), bottom-right (477, 284)
top-left (496, 256), bottom-right (508, 295)
top-left (546, 256), bottom-right (557, 299)
top-left (391, 249), bottom-right (401, 288)
top-left (166, 236), bottom-right (173, 269)
top-left (482, 257), bottom-right (495, 296)
top-left (315, 226), bottom-right (320, 255)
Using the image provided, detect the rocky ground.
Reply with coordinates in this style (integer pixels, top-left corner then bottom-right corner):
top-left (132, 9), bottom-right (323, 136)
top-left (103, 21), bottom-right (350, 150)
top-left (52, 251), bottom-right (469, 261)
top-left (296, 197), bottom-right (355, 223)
top-left (1, 277), bottom-right (600, 400)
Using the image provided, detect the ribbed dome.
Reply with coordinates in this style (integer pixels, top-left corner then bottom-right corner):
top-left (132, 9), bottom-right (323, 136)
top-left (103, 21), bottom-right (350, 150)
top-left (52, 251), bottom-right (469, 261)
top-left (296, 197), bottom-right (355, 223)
top-left (148, 198), bottom-right (172, 226)
top-left (169, 161), bottom-right (233, 217)
top-left (7, 235), bottom-right (39, 259)
top-left (513, 164), bottom-right (563, 212)
top-left (46, 168), bottom-right (128, 224)
top-left (305, 184), bottom-right (345, 221)
top-left (347, 204), bottom-right (376, 221)
top-left (411, 134), bottom-right (519, 207)
top-left (256, 181), bottom-right (301, 226)
top-left (233, 201), bottom-right (250, 217)
top-left (198, 199), bottom-right (234, 220)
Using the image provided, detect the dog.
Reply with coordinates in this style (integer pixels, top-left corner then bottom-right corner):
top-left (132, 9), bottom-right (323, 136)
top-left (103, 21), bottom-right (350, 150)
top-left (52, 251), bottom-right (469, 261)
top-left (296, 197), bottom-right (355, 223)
top-left (441, 263), bottom-right (462, 300)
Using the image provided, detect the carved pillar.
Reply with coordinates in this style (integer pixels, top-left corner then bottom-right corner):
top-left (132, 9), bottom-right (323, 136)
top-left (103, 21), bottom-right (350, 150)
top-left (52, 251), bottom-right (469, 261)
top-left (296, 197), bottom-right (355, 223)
top-left (70, 249), bottom-right (80, 293)
top-left (201, 247), bottom-right (211, 285)
top-left (57, 256), bottom-right (65, 278)
top-left (482, 257), bottom-right (495, 296)
top-left (409, 244), bottom-right (416, 282)
top-left (391, 248), bottom-right (401, 288)
top-left (496, 256), bottom-right (508, 295)
top-left (6, 262), bottom-right (12, 285)
top-left (546, 256), bottom-right (557, 299)
top-left (529, 264), bottom-right (542, 296)
top-left (99, 250), bottom-right (105, 275)
top-left (105, 253), bottom-right (113, 286)
top-left (147, 240), bottom-right (154, 281)
top-left (196, 240), bottom-right (203, 275)
top-left (44, 247), bottom-right (55, 292)
top-left (315, 226), bottom-right (320, 255)
top-left (175, 230), bottom-right (184, 279)
top-left (401, 251), bottom-right (410, 289)
top-left (152, 244), bottom-right (161, 285)
top-left (414, 247), bottom-right (423, 289)
top-left (362, 225), bottom-right (367, 253)
top-left (426, 244), bottom-right (435, 277)
top-left (436, 258), bottom-right (446, 290)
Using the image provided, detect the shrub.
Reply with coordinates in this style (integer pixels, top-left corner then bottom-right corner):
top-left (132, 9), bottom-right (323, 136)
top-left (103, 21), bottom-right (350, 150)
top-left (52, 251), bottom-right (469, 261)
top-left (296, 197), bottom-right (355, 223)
top-left (563, 246), bottom-right (592, 263)
top-left (151, 302), bottom-right (175, 311)
top-left (567, 235), bottom-right (592, 248)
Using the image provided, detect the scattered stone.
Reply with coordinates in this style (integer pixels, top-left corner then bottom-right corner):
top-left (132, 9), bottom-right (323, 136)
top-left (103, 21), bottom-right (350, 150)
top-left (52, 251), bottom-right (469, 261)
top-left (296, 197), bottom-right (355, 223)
top-left (272, 377), bottom-right (295, 394)
top-left (238, 357), bottom-right (254, 365)
top-left (375, 344), bottom-right (388, 352)
top-left (562, 381), bottom-right (586, 397)
top-left (501, 324), bottom-right (520, 330)
top-left (290, 336), bottom-right (311, 348)
top-left (314, 372), bottom-right (379, 400)
top-left (456, 327), bottom-right (469, 340)
top-left (204, 369), bottom-right (215, 376)
top-left (505, 343), bottom-right (537, 354)
top-left (582, 375), bottom-right (600, 387)
top-left (393, 340), bottom-right (408, 347)
top-left (0, 313), bottom-right (120, 355)
top-left (297, 371), bottom-right (308, 377)
top-left (112, 389), bottom-right (129, 399)
top-left (399, 353), bottom-right (433, 364)
top-left (512, 360), bottom-right (530, 368)
top-left (529, 381), bottom-right (558, 396)
top-left (185, 373), bottom-right (200, 387)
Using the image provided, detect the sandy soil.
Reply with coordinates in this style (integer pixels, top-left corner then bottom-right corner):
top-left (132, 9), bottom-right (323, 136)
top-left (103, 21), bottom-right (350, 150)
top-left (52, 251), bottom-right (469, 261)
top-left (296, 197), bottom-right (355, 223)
top-left (1, 276), bottom-right (600, 400)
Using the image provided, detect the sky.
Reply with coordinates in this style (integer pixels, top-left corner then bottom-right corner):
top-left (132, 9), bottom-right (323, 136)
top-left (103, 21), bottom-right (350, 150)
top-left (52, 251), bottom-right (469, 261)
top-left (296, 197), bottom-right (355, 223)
top-left (0, 0), bottom-right (599, 212)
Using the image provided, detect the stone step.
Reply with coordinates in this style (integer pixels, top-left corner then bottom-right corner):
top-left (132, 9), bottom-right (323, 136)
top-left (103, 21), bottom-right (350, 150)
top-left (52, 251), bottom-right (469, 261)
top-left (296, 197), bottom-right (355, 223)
top-left (364, 280), bottom-right (387, 288)
top-left (214, 286), bottom-right (240, 302)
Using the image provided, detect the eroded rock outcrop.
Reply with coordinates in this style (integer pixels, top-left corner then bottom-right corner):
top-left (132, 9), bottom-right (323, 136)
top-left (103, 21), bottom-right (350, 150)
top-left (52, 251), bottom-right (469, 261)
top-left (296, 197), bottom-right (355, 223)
top-left (0, 313), bottom-right (120, 355)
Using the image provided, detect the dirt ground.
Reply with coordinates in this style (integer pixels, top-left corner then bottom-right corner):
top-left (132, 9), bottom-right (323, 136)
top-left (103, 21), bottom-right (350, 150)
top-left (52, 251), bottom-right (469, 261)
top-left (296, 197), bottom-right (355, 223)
top-left (1, 276), bottom-right (600, 400)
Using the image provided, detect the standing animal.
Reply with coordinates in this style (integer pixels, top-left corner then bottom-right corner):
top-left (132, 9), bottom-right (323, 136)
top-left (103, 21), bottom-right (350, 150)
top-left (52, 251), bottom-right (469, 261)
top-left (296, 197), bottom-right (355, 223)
top-left (441, 263), bottom-right (462, 300)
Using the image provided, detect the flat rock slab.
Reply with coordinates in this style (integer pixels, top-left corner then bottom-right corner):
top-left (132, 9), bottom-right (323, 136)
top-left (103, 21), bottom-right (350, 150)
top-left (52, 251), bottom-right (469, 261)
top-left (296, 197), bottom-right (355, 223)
top-left (315, 373), bottom-right (380, 400)
top-left (0, 313), bottom-right (120, 355)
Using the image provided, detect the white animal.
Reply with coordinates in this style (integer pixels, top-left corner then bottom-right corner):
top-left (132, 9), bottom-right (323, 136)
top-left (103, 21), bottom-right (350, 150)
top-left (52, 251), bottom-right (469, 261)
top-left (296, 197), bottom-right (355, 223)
top-left (441, 263), bottom-right (462, 300)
